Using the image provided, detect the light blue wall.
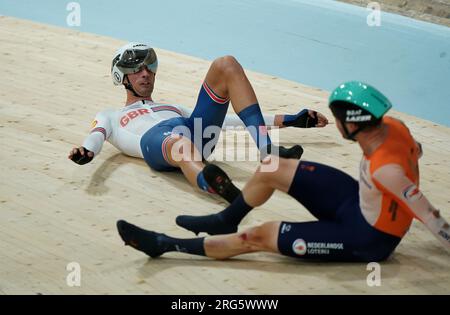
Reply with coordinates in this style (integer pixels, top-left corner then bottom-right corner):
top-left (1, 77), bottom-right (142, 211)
top-left (1, 0), bottom-right (449, 125)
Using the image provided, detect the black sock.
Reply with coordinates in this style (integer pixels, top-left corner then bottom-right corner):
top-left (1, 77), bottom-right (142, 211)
top-left (117, 220), bottom-right (206, 257)
top-left (218, 193), bottom-right (253, 226)
top-left (159, 234), bottom-right (206, 256)
top-left (176, 193), bottom-right (253, 235)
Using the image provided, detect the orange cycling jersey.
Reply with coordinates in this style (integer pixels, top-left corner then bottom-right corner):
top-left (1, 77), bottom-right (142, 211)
top-left (359, 116), bottom-right (424, 237)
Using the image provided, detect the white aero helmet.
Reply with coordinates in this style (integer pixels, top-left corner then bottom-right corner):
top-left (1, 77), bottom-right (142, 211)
top-left (111, 42), bottom-right (158, 86)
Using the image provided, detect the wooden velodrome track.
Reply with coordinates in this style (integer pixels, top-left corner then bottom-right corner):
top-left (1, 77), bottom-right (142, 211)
top-left (1, 16), bottom-right (449, 295)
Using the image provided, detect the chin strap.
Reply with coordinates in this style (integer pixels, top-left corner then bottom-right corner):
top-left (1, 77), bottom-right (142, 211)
top-left (123, 75), bottom-right (144, 98)
top-left (124, 83), bottom-right (143, 97)
top-left (342, 123), bottom-right (367, 141)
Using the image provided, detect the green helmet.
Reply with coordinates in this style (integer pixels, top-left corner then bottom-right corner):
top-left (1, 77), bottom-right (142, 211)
top-left (329, 81), bottom-right (392, 122)
top-left (328, 81), bottom-right (392, 140)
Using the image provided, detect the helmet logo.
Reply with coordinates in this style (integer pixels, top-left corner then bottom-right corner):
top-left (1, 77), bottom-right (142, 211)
top-left (346, 115), bottom-right (371, 122)
top-left (114, 71), bottom-right (121, 83)
top-left (346, 110), bottom-right (371, 122)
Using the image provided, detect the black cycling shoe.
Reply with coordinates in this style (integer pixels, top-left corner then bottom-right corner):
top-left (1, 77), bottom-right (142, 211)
top-left (176, 214), bottom-right (238, 236)
top-left (203, 164), bottom-right (241, 204)
top-left (117, 220), bottom-right (164, 258)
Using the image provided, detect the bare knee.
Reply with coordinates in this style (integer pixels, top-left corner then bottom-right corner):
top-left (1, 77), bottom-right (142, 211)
top-left (211, 55), bottom-right (243, 78)
top-left (254, 158), bottom-right (298, 189)
top-left (253, 164), bottom-right (274, 184)
top-left (255, 157), bottom-right (299, 189)
top-left (239, 222), bottom-right (280, 251)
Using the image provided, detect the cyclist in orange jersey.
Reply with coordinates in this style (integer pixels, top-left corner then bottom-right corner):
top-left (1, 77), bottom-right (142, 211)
top-left (117, 81), bottom-right (449, 262)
